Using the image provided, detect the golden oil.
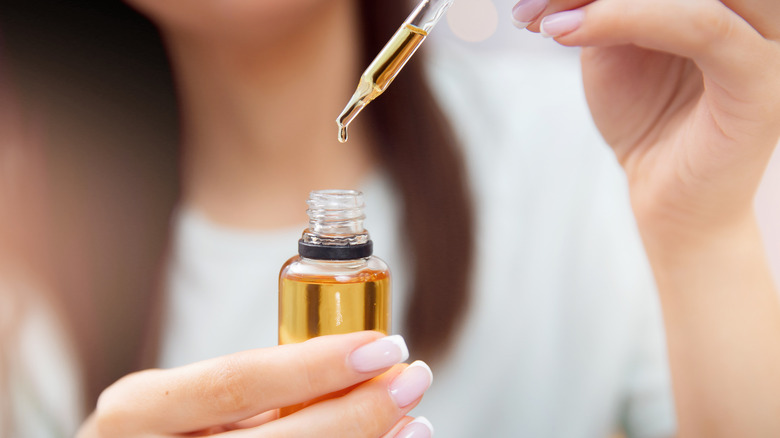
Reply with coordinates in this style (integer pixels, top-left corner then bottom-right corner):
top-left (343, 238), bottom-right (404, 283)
top-left (362, 24), bottom-right (427, 97)
top-left (337, 24), bottom-right (428, 143)
top-left (278, 261), bottom-right (390, 344)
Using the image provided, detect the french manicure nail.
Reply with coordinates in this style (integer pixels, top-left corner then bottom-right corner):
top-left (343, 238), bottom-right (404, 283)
top-left (349, 335), bottom-right (409, 373)
top-left (389, 360), bottom-right (433, 408)
top-left (395, 416), bottom-right (434, 438)
top-left (540, 9), bottom-right (584, 38)
top-left (511, 0), bottom-right (548, 29)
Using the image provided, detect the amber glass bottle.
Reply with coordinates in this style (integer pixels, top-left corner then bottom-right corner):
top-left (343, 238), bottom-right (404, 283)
top-left (278, 190), bottom-right (391, 345)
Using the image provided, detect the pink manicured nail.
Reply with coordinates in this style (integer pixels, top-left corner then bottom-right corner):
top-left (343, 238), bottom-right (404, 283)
top-left (511, 0), bottom-right (548, 29)
top-left (540, 9), bottom-right (584, 38)
top-left (389, 360), bottom-right (433, 408)
top-left (395, 417), bottom-right (434, 438)
top-left (349, 335), bottom-right (409, 373)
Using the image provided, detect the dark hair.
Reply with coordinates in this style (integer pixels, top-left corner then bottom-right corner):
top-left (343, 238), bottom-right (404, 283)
top-left (0, 0), bottom-right (473, 411)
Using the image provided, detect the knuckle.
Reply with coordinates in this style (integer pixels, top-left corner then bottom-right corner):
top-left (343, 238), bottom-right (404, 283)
top-left (295, 351), bottom-right (326, 394)
top-left (342, 389), bottom-right (396, 437)
top-left (691, 7), bottom-right (735, 49)
top-left (94, 370), bottom-right (155, 436)
top-left (94, 396), bottom-right (124, 436)
top-left (203, 357), bottom-right (250, 414)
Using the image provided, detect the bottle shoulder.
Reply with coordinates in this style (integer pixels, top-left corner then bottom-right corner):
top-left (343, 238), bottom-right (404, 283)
top-left (280, 255), bottom-right (390, 283)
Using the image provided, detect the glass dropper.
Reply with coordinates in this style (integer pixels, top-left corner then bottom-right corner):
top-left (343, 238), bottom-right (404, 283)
top-left (336, 0), bottom-right (455, 143)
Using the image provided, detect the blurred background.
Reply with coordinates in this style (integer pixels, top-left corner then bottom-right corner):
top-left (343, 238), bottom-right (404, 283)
top-left (0, 2), bottom-right (777, 436)
top-left (0, 0), bottom-right (778, 395)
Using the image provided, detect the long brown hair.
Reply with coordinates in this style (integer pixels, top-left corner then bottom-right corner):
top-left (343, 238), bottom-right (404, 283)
top-left (0, 0), bottom-right (473, 411)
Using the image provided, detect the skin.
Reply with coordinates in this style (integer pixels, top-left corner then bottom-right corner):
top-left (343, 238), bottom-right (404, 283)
top-left (78, 0), bottom-right (780, 436)
top-left (78, 332), bottom-right (420, 437)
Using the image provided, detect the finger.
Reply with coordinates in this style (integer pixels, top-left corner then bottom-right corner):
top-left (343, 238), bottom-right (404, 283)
top-left (384, 416), bottom-right (435, 438)
top-left (189, 409), bottom-right (280, 435)
top-left (236, 361), bottom-right (434, 438)
top-left (514, 0), bottom-right (780, 41)
top-left (543, 0), bottom-right (780, 116)
top-left (95, 332), bottom-right (409, 435)
top-left (381, 416), bottom-right (415, 438)
top-left (510, 0), bottom-right (591, 32)
top-left (719, 0), bottom-right (780, 40)
top-left (227, 410), bottom-right (280, 430)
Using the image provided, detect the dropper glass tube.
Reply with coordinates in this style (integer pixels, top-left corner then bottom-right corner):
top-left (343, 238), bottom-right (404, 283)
top-left (336, 0), bottom-right (455, 143)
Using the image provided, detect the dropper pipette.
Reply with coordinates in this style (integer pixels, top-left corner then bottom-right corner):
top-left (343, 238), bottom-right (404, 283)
top-left (336, 0), bottom-right (455, 143)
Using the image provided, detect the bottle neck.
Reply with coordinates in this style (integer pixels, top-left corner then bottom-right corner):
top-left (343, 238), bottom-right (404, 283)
top-left (298, 190), bottom-right (373, 260)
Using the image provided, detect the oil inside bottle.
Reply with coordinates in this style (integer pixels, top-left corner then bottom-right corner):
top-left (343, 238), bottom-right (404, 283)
top-left (278, 268), bottom-right (390, 344)
top-left (278, 264), bottom-right (390, 417)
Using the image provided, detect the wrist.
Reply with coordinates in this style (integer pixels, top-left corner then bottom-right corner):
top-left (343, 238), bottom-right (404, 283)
top-left (630, 184), bottom-right (757, 252)
top-left (636, 208), bottom-right (764, 274)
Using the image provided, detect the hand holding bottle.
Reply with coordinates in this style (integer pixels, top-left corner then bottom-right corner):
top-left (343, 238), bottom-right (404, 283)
top-left (76, 332), bottom-right (433, 438)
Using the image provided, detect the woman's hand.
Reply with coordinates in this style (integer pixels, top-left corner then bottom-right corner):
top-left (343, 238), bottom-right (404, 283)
top-left (76, 332), bottom-right (434, 438)
top-left (513, 1), bottom-right (780, 436)
top-left (513, 0), bottom-right (780, 240)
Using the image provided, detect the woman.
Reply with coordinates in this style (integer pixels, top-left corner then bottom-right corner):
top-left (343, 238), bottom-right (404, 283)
top-left (3, 0), bottom-right (779, 436)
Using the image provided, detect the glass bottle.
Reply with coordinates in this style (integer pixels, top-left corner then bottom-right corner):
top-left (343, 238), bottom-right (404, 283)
top-left (278, 190), bottom-right (391, 345)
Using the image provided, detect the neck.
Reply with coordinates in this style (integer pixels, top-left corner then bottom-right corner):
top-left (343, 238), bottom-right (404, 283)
top-left (164, 0), bottom-right (374, 229)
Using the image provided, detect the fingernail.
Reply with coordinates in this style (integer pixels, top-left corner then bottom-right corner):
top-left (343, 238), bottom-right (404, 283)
top-left (540, 9), bottom-right (584, 38)
top-left (389, 360), bottom-right (433, 408)
top-left (511, 0), bottom-right (547, 29)
top-left (395, 416), bottom-right (434, 438)
top-left (349, 335), bottom-right (409, 373)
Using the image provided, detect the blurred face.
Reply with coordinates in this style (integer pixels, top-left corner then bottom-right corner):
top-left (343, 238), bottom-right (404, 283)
top-left (126, 0), bottom-right (340, 42)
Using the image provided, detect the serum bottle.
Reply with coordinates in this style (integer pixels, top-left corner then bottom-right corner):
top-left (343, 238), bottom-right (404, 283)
top-left (278, 190), bottom-right (391, 345)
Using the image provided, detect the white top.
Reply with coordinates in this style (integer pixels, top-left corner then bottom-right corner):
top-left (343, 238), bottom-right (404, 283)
top-left (159, 44), bottom-right (676, 437)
